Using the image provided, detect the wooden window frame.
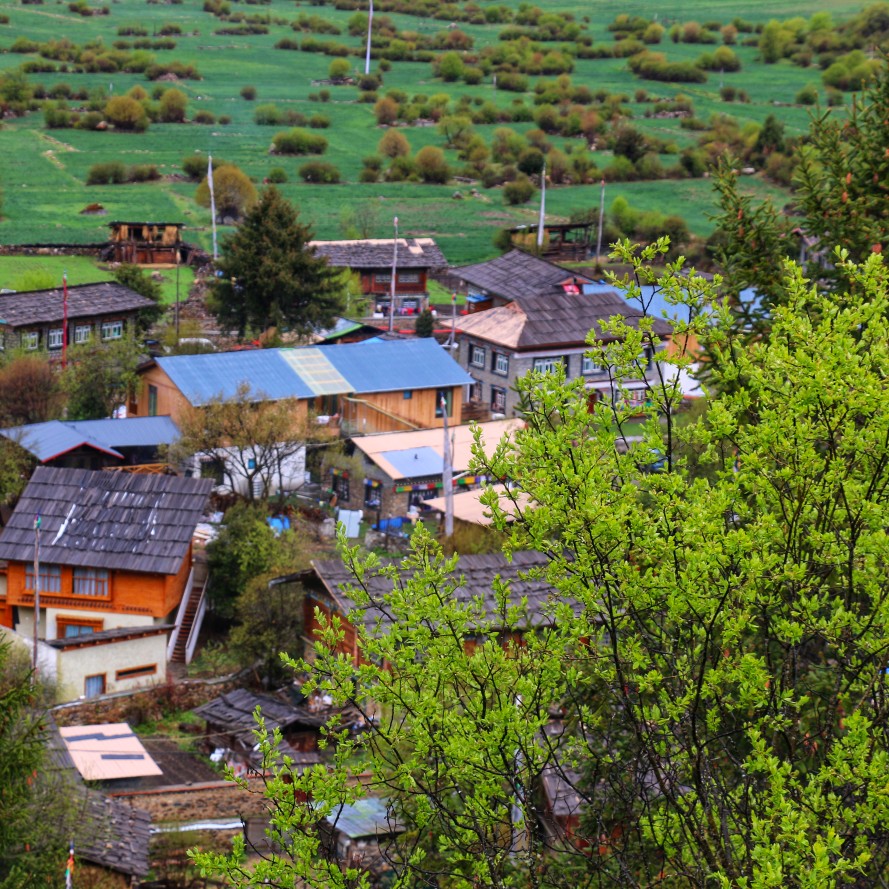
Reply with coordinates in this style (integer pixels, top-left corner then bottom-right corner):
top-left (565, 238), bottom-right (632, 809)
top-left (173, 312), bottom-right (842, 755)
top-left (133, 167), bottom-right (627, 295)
top-left (57, 616), bottom-right (104, 639)
top-left (115, 664), bottom-right (158, 681)
top-left (72, 567), bottom-right (110, 599)
top-left (84, 673), bottom-right (106, 697)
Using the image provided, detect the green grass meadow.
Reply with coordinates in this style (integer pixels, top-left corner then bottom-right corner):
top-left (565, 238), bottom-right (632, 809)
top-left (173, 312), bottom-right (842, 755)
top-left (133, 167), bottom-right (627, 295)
top-left (0, 0), bottom-right (871, 265)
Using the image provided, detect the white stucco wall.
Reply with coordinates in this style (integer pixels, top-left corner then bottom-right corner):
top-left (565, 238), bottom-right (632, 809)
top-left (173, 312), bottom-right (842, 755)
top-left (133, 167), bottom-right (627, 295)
top-left (56, 633), bottom-right (168, 702)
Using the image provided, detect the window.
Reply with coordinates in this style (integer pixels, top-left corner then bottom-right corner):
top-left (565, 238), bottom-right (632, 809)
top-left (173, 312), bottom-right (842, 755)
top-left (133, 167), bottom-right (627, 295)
top-left (84, 674), bottom-right (106, 698)
top-left (364, 480), bottom-right (381, 510)
top-left (58, 617), bottom-right (103, 639)
top-left (469, 345), bottom-right (486, 368)
top-left (0, 330), bottom-right (5, 351)
top-left (115, 664), bottom-right (157, 681)
top-left (101, 320), bottom-right (123, 340)
top-left (491, 386), bottom-right (506, 413)
top-left (533, 357), bottom-right (564, 374)
top-left (25, 563), bottom-right (61, 594)
top-left (22, 331), bottom-right (39, 350)
top-left (493, 352), bottom-right (509, 375)
top-left (375, 273), bottom-right (392, 285)
top-left (583, 355), bottom-right (605, 375)
top-left (48, 328), bottom-right (64, 350)
top-left (435, 388), bottom-right (453, 418)
top-left (73, 567), bottom-right (109, 597)
top-left (470, 380), bottom-right (483, 402)
top-left (398, 272), bottom-right (420, 284)
top-left (403, 390), bottom-right (413, 400)
top-left (331, 471), bottom-right (350, 502)
top-left (74, 324), bottom-right (91, 344)
top-left (148, 385), bottom-right (158, 417)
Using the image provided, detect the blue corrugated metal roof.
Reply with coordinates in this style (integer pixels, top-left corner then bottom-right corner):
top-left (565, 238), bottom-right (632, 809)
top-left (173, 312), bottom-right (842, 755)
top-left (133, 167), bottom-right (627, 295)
top-left (380, 446), bottom-right (443, 478)
top-left (279, 349), bottom-right (350, 396)
top-left (67, 416), bottom-right (181, 448)
top-left (322, 338), bottom-right (472, 394)
top-left (326, 798), bottom-right (399, 839)
top-left (1, 416), bottom-right (182, 462)
top-left (157, 351), bottom-right (314, 405)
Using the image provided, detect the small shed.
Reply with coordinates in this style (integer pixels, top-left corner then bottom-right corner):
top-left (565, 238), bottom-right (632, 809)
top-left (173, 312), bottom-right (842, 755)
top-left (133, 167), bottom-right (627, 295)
top-left (105, 221), bottom-right (189, 265)
top-left (324, 798), bottom-right (403, 874)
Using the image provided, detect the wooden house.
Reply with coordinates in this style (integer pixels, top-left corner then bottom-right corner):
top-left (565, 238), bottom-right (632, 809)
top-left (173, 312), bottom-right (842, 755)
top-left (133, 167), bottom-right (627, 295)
top-left (507, 222), bottom-right (593, 261)
top-left (453, 248), bottom-right (596, 312)
top-left (0, 467), bottom-right (212, 701)
top-left (456, 290), bottom-right (672, 418)
top-left (193, 688), bottom-right (327, 777)
top-left (340, 419), bottom-right (519, 519)
top-left (302, 550), bottom-right (566, 667)
top-left (310, 238), bottom-right (448, 314)
top-left (0, 281), bottom-right (155, 355)
top-left (0, 416), bottom-right (180, 472)
top-left (132, 339), bottom-right (472, 436)
top-left (104, 221), bottom-right (189, 265)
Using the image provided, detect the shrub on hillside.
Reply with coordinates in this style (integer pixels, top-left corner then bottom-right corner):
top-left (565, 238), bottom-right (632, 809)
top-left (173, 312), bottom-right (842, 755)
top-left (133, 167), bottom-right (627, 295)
top-left (104, 95), bottom-right (148, 131)
top-left (271, 127), bottom-right (328, 155)
top-left (298, 161), bottom-right (340, 183)
top-left (254, 103), bottom-right (282, 125)
top-left (87, 161), bottom-right (128, 184)
top-left (415, 145), bottom-right (450, 183)
top-left (502, 174), bottom-right (534, 204)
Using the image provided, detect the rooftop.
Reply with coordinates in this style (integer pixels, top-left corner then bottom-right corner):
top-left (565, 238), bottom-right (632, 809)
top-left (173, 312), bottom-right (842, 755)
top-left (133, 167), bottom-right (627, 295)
top-left (453, 249), bottom-right (595, 303)
top-left (351, 419), bottom-right (519, 481)
top-left (59, 723), bottom-right (163, 782)
top-left (457, 290), bottom-right (672, 350)
top-left (1, 416), bottom-right (180, 463)
top-left (155, 339), bottom-right (472, 406)
top-left (326, 797), bottom-right (402, 839)
top-left (0, 281), bottom-right (156, 328)
top-left (81, 794), bottom-right (153, 877)
top-left (310, 237), bottom-right (447, 270)
top-left (0, 466), bottom-right (212, 574)
top-left (422, 484), bottom-right (530, 526)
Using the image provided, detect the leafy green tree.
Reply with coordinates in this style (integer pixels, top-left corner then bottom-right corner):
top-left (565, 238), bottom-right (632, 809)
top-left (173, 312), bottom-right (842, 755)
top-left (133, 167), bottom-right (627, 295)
top-left (195, 164), bottom-right (258, 223)
top-left (414, 307), bottom-right (435, 337)
top-left (195, 241), bottom-right (889, 888)
top-left (158, 87), bottom-right (188, 122)
top-left (64, 339), bottom-right (141, 420)
top-left (112, 263), bottom-right (165, 331)
top-left (211, 187), bottom-right (346, 337)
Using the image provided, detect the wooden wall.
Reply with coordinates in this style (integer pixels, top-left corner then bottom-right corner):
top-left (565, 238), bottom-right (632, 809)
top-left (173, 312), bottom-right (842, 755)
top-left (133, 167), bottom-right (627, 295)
top-left (342, 386), bottom-right (463, 434)
top-left (132, 364), bottom-right (192, 423)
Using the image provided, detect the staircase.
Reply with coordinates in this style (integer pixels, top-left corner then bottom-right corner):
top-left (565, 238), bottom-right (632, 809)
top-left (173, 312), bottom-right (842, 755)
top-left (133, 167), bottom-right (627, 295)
top-left (171, 553), bottom-right (209, 664)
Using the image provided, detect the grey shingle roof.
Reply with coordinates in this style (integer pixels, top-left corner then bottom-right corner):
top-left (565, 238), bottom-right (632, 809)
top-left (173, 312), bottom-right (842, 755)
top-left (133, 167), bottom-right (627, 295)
top-left (457, 290), bottom-right (672, 350)
top-left (0, 467), bottom-right (212, 574)
top-left (309, 550), bottom-right (569, 631)
top-left (454, 249), bottom-right (595, 303)
top-left (81, 794), bottom-right (152, 877)
top-left (310, 238), bottom-right (447, 270)
top-left (0, 282), bottom-right (156, 328)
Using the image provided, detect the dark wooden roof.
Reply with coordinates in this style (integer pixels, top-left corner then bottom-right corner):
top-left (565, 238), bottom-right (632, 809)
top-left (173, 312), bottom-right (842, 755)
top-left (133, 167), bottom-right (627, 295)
top-left (454, 249), bottom-right (595, 303)
top-left (0, 467), bottom-right (212, 575)
top-left (308, 550), bottom-right (572, 631)
top-left (457, 290), bottom-right (672, 350)
top-left (109, 221), bottom-right (183, 227)
top-left (0, 282), bottom-right (156, 329)
top-left (194, 688), bottom-right (327, 735)
top-left (81, 794), bottom-right (152, 877)
top-left (46, 624), bottom-right (173, 650)
top-left (310, 237), bottom-right (447, 270)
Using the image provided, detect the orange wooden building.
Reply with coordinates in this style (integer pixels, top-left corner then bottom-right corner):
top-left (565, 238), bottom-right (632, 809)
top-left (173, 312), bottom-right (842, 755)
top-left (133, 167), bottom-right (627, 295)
top-left (0, 467), bottom-right (211, 700)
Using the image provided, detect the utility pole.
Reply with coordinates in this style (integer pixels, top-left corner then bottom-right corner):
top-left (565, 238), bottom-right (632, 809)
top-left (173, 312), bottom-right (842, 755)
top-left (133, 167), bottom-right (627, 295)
top-left (61, 272), bottom-right (69, 369)
top-left (595, 178), bottom-right (606, 265)
top-left (208, 154), bottom-right (218, 261)
top-left (441, 396), bottom-right (453, 538)
top-left (388, 216), bottom-right (398, 334)
top-left (175, 247), bottom-right (181, 348)
top-left (536, 162), bottom-right (546, 252)
top-left (32, 515), bottom-right (40, 673)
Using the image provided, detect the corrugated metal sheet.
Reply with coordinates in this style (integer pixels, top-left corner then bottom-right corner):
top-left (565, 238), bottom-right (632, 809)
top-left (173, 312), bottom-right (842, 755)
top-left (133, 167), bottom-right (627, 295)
top-left (379, 446), bottom-right (442, 478)
top-left (327, 798), bottom-right (400, 839)
top-left (157, 351), bottom-right (314, 405)
top-left (322, 338), bottom-right (472, 394)
top-left (279, 349), bottom-right (350, 396)
top-left (2, 416), bottom-right (180, 462)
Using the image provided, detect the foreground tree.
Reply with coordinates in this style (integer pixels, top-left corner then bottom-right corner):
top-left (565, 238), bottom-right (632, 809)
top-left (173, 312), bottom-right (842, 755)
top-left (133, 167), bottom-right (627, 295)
top-left (64, 339), bottom-right (142, 420)
top-left (195, 242), bottom-right (889, 888)
top-left (210, 187), bottom-right (345, 337)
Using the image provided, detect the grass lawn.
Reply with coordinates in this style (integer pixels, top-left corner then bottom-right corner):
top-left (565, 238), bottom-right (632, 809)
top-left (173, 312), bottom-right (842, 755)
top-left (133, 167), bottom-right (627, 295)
top-left (0, 0), bottom-right (871, 263)
top-left (0, 254), bottom-right (195, 305)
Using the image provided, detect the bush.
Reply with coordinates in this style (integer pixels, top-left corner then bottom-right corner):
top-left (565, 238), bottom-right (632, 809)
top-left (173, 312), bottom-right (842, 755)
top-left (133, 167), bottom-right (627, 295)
top-left (796, 83), bottom-right (818, 105)
top-left (502, 174), bottom-right (534, 205)
top-left (328, 57), bottom-right (350, 82)
top-left (378, 129), bottom-right (410, 158)
top-left (374, 96), bottom-right (399, 125)
top-left (240, 85), bottom-right (257, 100)
top-left (104, 95), bottom-right (148, 131)
top-left (86, 161), bottom-right (127, 184)
top-left (271, 127), bottom-right (328, 155)
top-left (254, 103), bottom-right (282, 125)
top-left (194, 110), bottom-right (216, 124)
top-left (308, 114), bottom-right (330, 128)
top-left (182, 154), bottom-right (225, 180)
top-left (44, 102), bottom-right (73, 129)
top-left (298, 161), bottom-right (340, 183)
top-left (267, 167), bottom-right (287, 183)
top-left (218, 114), bottom-right (231, 125)
top-left (158, 87), bottom-right (187, 122)
top-left (129, 163), bottom-right (160, 182)
top-left (415, 145), bottom-right (450, 183)
top-left (495, 72), bottom-right (529, 92)
top-left (436, 51), bottom-right (465, 82)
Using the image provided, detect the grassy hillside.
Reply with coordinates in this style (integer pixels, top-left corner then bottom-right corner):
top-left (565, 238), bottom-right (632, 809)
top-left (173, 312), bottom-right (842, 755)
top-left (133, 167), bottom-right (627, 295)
top-left (0, 0), bottom-right (874, 264)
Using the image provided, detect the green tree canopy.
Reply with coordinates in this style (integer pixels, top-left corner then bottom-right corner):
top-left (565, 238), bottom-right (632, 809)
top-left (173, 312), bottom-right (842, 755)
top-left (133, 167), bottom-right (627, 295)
top-left (194, 241), bottom-right (889, 888)
top-left (211, 187), bottom-right (345, 337)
